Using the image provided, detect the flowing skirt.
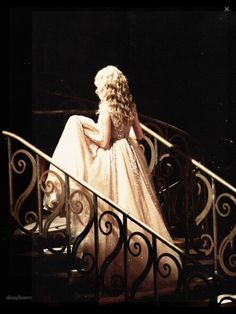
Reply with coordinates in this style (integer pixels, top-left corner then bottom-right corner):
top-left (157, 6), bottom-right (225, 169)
top-left (44, 115), bottom-right (182, 296)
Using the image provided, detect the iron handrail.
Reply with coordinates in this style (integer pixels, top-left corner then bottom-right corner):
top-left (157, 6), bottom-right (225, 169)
top-left (2, 130), bottom-right (183, 256)
top-left (3, 128), bottom-right (230, 281)
top-left (140, 123), bottom-right (236, 194)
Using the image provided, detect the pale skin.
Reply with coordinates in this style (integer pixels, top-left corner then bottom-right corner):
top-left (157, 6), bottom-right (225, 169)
top-left (84, 109), bottom-right (144, 150)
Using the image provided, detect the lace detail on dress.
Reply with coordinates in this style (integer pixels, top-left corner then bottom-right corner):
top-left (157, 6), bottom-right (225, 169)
top-left (98, 105), bottom-right (132, 141)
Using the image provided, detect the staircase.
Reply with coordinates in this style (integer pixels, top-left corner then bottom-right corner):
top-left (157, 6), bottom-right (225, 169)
top-left (6, 214), bottom-right (235, 308)
top-left (2, 115), bottom-right (236, 308)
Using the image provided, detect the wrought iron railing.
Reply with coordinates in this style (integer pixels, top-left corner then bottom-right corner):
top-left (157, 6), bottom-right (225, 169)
top-left (2, 129), bottom-right (226, 305)
top-left (140, 122), bottom-right (236, 281)
top-left (139, 114), bottom-right (204, 239)
top-left (32, 109), bottom-right (236, 280)
top-left (31, 110), bottom-right (236, 277)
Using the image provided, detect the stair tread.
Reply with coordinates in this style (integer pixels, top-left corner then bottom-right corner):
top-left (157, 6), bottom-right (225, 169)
top-left (14, 216), bottom-right (67, 235)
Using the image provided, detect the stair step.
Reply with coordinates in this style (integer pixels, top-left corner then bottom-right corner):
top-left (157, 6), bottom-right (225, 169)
top-left (14, 216), bottom-right (67, 235)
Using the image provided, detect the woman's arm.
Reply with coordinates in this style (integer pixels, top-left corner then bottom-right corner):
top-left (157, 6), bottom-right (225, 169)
top-left (79, 115), bottom-right (99, 131)
top-left (131, 111), bottom-right (144, 141)
top-left (84, 111), bottom-right (111, 149)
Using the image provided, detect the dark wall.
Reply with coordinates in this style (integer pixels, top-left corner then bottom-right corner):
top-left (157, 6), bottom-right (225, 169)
top-left (5, 6), bottom-right (236, 302)
top-left (31, 8), bottom-right (236, 179)
top-left (8, 7), bottom-right (236, 182)
top-left (32, 10), bottom-right (235, 124)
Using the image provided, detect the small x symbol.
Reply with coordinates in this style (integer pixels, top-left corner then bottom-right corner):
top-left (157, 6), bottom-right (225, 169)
top-left (224, 7), bottom-right (229, 12)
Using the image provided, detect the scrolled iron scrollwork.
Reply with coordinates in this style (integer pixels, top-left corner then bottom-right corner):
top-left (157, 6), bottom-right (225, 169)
top-left (74, 251), bottom-right (95, 275)
top-left (40, 170), bottom-right (65, 233)
top-left (71, 191), bottom-right (95, 274)
top-left (24, 211), bottom-right (39, 233)
top-left (215, 193), bottom-right (236, 218)
top-left (99, 210), bottom-right (124, 296)
top-left (157, 252), bottom-right (181, 279)
top-left (70, 193), bottom-right (83, 214)
top-left (69, 188), bottom-right (93, 215)
top-left (99, 210), bottom-right (123, 236)
top-left (156, 252), bottom-right (182, 293)
top-left (128, 231), bottom-right (153, 299)
top-left (218, 225), bottom-right (236, 277)
top-left (198, 233), bottom-right (214, 256)
top-left (39, 169), bottom-right (69, 254)
top-left (11, 154), bottom-right (27, 174)
top-left (40, 169), bottom-right (64, 200)
top-left (194, 172), bottom-right (213, 227)
top-left (11, 149), bottom-right (38, 232)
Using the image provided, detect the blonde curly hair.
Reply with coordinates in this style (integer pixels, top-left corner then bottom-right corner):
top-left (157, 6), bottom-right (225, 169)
top-left (94, 65), bottom-right (136, 121)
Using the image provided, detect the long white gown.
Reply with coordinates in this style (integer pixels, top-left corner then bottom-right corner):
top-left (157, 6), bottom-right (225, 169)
top-left (44, 106), bottom-right (181, 297)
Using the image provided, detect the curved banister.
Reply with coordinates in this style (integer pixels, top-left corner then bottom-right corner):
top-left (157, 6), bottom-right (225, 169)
top-left (2, 130), bottom-right (183, 255)
top-left (3, 125), bottom-right (235, 261)
top-left (3, 124), bottom-right (236, 214)
top-left (140, 123), bottom-right (236, 194)
top-left (3, 128), bottom-right (233, 300)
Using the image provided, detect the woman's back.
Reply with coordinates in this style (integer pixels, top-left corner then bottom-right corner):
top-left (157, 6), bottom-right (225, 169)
top-left (98, 106), bottom-right (133, 142)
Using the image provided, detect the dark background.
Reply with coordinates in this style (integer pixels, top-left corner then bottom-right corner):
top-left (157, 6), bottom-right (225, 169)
top-left (3, 5), bottom-right (236, 307)
top-left (31, 7), bottom-right (235, 184)
top-left (6, 6), bottom-right (236, 193)
top-left (6, 6), bottom-right (236, 182)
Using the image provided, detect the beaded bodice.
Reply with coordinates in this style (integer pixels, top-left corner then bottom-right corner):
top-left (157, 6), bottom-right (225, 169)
top-left (98, 107), bottom-right (133, 141)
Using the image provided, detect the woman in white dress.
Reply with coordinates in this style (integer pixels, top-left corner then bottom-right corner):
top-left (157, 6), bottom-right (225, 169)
top-left (44, 65), bottom-right (181, 297)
